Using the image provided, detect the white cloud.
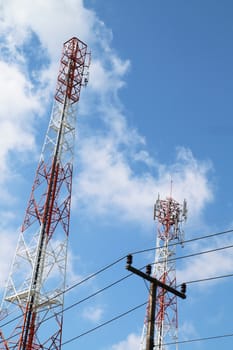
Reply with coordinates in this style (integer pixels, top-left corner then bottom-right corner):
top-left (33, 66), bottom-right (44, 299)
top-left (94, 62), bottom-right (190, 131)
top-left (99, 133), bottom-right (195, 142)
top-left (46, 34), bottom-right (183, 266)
top-left (179, 321), bottom-right (198, 341)
top-left (0, 0), bottom-right (215, 298)
top-left (133, 150), bottom-right (156, 167)
top-left (0, 0), bottom-right (138, 296)
top-left (0, 3), bottom-right (219, 350)
top-left (158, 147), bottom-right (213, 217)
top-left (66, 251), bottom-right (84, 287)
top-left (0, 0), bottom-right (96, 60)
top-left (177, 234), bottom-right (233, 287)
top-left (82, 305), bottom-right (104, 323)
top-left (0, 0), bottom-right (213, 230)
top-left (0, 60), bottom-right (41, 184)
top-left (110, 333), bottom-right (141, 350)
top-left (75, 135), bottom-right (213, 226)
top-left (89, 56), bottom-right (130, 94)
top-left (0, 229), bottom-right (17, 288)
top-left (0, 61), bottom-right (39, 117)
top-left (0, 0), bottom-right (216, 225)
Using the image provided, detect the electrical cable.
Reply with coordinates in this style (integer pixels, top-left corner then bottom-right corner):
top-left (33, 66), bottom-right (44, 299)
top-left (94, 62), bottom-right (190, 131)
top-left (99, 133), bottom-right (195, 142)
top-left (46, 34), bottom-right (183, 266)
top-left (54, 255), bottom-right (126, 297)
top-left (24, 270), bottom-right (233, 329)
top-left (1, 227), bottom-right (233, 342)
top-left (0, 274), bottom-right (136, 345)
top-left (166, 242), bottom-right (233, 264)
top-left (185, 272), bottom-right (233, 285)
top-left (157, 332), bottom-right (233, 347)
top-left (0, 256), bottom-right (126, 329)
top-left (3, 226), bottom-right (232, 322)
top-left (61, 301), bottom-right (148, 346)
top-left (132, 228), bottom-right (233, 256)
top-left (60, 267), bottom-right (233, 346)
top-left (131, 243), bottom-right (233, 275)
top-left (1, 270), bottom-right (233, 345)
top-left (60, 308), bottom-right (233, 347)
top-left (42, 272), bottom-right (133, 324)
top-left (39, 227), bottom-right (233, 302)
top-left (56, 227), bottom-right (233, 301)
top-left (2, 282), bottom-right (233, 348)
top-left (1, 239), bottom-right (233, 331)
top-left (0, 272), bottom-right (133, 332)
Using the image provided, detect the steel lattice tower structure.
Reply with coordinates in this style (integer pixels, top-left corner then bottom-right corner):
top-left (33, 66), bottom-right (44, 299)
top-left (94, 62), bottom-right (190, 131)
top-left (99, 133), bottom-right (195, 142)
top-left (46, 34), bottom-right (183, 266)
top-left (0, 37), bottom-right (90, 350)
top-left (140, 195), bottom-right (187, 350)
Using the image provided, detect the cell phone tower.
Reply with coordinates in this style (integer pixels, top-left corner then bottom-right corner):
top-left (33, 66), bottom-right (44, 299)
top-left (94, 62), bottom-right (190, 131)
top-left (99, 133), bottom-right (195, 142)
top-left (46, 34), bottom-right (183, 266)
top-left (0, 37), bottom-right (90, 350)
top-left (140, 194), bottom-right (187, 350)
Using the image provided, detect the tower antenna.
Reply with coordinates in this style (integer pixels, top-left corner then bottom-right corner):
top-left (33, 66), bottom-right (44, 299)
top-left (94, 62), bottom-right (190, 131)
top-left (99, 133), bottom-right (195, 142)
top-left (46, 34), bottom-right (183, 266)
top-left (0, 37), bottom-right (90, 350)
top-left (140, 193), bottom-right (187, 350)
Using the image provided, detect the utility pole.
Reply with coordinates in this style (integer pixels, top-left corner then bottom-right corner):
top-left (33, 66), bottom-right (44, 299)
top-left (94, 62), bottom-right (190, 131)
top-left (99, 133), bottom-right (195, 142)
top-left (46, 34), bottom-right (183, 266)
top-left (126, 255), bottom-right (186, 350)
top-left (146, 279), bottom-right (156, 350)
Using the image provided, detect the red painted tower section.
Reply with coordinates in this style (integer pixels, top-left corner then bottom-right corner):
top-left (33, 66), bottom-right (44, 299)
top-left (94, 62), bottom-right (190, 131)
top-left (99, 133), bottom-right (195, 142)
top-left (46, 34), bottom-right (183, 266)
top-left (140, 195), bottom-right (187, 350)
top-left (0, 37), bottom-right (90, 350)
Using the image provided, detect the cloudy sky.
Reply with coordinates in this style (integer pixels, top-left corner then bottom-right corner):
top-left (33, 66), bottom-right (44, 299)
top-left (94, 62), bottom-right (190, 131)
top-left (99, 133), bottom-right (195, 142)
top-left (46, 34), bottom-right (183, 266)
top-left (0, 0), bottom-right (233, 349)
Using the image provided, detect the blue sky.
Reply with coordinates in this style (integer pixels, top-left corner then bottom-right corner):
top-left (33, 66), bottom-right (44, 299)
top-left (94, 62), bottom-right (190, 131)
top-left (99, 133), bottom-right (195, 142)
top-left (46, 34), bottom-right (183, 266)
top-left (0, 0), bottom-right (233, 349)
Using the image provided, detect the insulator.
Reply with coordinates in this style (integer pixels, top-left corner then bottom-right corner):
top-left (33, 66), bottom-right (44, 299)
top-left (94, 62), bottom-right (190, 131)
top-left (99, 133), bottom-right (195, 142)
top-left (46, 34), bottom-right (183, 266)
top-left (181, 283), bottom-right (186, 294)
top-left (153, 204), bottom-right (156, 220)
top-left (146, 264), bottom-right (152, 275)
top-left (183, 199), bottom-right (188, 220)
top-left (126, 254), bottom-right (133, 266)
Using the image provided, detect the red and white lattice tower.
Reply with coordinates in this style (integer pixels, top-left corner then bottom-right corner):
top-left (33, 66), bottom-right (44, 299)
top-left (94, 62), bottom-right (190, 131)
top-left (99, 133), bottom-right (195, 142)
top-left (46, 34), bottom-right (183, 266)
top-left (140, 195), bottom-right (187, 350)
top-left (0, 37), bottom-right (90, 350)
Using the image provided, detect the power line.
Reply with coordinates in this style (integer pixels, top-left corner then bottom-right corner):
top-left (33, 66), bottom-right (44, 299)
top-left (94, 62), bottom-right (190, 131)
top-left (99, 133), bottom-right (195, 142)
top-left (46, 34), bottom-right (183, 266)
top-left (61, 301), bottom-right (147, 346)
top-left (134, 243), bottom-right (233, 274)
top-left (160, 332), bottom-right (233, 347)
top-left (1, 270), bottom-right (233, 345)
top-left (60, 272), bottom-right (233, 346)
top-left (24, 270), bottom-right (233, 329)
top-left (185, 272), bottom-right (233, 285)
top-left (1, 227), bottom-right (233, 336)
top-left (0, 256), bottom-right (125, 329)
top-left (56, 255), bottom-right (126, 297)
top-left (3, 226), bottom-right (232, 320)
top-left (60, 228), bottom-right (233, 299)
top-left (1, 228), bottom-right (233, 345)
top-left (60, 306), bottom-right (233, 347)
top-left (63, 306), bottom-right (233, 347)
top-left (1, 240), bottom-right (233, 331)
top-left (132, 228), bottom-right (233, 256)
top-left (47, 227), bottom-right (233, 302)
top-left (170, 242), bottom-right (233, 263)
top-left (42, 273), bottom-right (133, 324)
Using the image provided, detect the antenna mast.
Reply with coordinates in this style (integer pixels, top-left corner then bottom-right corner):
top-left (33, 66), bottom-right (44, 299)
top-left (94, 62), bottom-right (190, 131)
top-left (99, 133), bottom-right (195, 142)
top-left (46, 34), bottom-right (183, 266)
top-left (140, 195), bottom-right (187, 350)
top-left (0, 37), bottom-right (90, 350)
